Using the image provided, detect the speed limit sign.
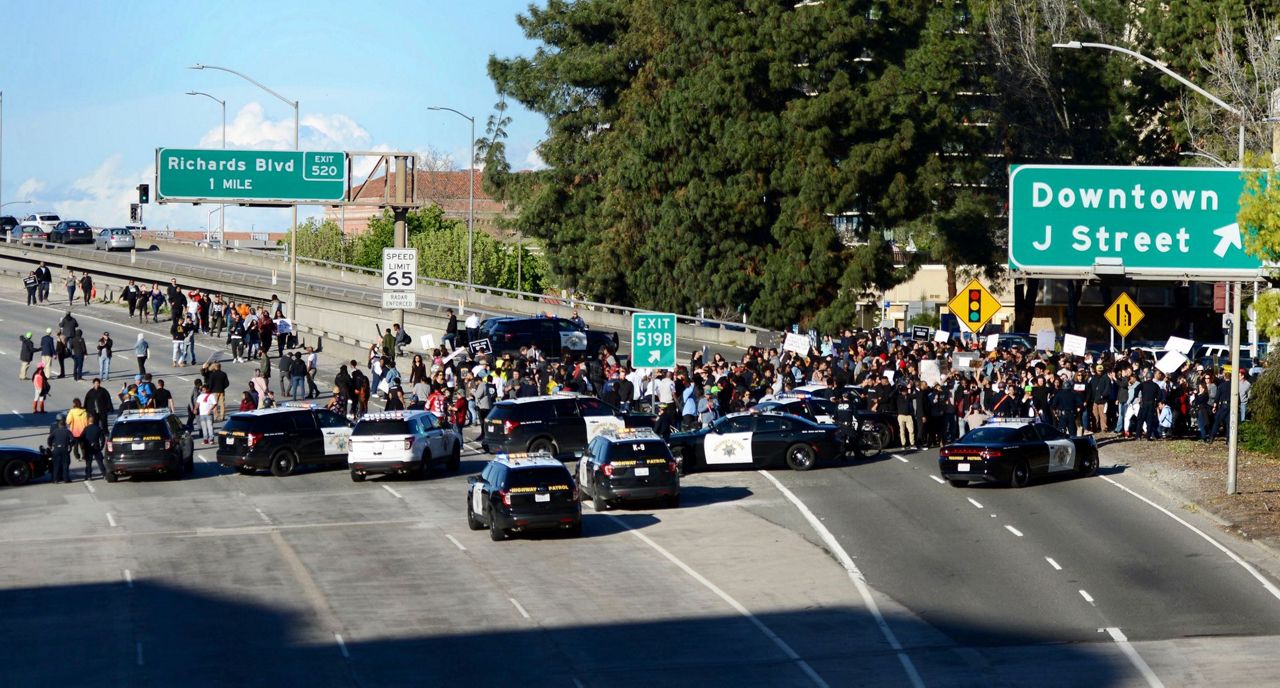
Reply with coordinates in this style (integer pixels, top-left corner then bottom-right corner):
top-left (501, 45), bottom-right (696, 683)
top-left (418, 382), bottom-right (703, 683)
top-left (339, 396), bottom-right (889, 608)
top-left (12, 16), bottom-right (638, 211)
top-left (382, 248), bottom-right (417, 291)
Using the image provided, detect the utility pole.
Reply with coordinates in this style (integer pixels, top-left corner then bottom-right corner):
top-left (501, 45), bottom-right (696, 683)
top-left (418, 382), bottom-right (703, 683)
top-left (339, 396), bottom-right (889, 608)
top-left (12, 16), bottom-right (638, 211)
top-left (392, 155), bottom-right (410, 326)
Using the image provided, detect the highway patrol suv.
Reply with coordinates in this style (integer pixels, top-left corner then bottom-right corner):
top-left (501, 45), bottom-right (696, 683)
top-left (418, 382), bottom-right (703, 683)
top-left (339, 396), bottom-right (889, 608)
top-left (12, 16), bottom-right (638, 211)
top-left (467, 452), bottom-right (581, 541)
top-left (216, 405), bottom-right (353, 477)
top-left (105, 409), bottom-right (194, 482)
top-left (483, 393), bottom-right (654, 458)
top-left (348, 410), bottom-right (463, 481)
top-left (577, 428), bottom-right (679, 510)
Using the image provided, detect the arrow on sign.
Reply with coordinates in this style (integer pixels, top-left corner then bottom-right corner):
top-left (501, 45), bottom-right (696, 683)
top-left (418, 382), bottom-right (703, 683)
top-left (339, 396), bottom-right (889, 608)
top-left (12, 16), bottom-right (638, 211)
top-left (648, 350), bottom-right (661, 364)
top-left (1212, 223), bottom-right (1242, 258)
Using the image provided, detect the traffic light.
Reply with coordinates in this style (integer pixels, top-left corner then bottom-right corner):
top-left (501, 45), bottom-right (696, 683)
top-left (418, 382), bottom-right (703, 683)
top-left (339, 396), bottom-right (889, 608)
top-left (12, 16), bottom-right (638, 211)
top-left (967, 289), bottom-right (982, 323)
top-left (138, 184), bottom-right (150, 204)
top-left (130, 204), bottom-right (139, 223)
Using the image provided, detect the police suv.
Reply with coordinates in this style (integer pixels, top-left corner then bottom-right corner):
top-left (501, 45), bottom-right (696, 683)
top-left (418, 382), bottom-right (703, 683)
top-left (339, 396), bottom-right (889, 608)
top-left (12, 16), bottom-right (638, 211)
top-left (577, 427), bottom-right (679, 510)
top-left (105, 409), bottom-right (194, 482)
top-left (482, 393), bottom-right (653, 458)
top-left (347, 410), bottom-right (463, 481)
top-left (216, 405), bottom-right (353, 477)
top-left (667, 411), bottom-right (848, 473)
top-left (467, 452), bottom-right (581, 541)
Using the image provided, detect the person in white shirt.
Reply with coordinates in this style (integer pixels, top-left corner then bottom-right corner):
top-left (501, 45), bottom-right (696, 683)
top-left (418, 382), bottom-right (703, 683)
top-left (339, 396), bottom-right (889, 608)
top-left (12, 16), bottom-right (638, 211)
top-left (653, 370), bottom-right (676, 405)
top-left (626, 368), bottom-right (647, 402)
top-left (464, 312), bottom-right (480, 343)
top-left (196, 385), bottom-right (219, 443)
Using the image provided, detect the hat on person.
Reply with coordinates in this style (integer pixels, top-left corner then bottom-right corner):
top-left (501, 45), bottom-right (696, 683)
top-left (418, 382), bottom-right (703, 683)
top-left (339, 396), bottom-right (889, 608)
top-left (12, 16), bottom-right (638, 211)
top-left (1095, 364), bottom-right (1104, 372)
top-left (56, 413), bottom-right (66, 421)
top-left (24, 332), bottom-right (31, 338)
top-left (45, 328), bottom-right (51, 334)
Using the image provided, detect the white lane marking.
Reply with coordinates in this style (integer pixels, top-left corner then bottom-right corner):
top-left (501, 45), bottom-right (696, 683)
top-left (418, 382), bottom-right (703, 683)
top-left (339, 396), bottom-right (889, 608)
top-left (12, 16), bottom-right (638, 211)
top-left (198, 454), bottom-right (209, 463)
top-left (254, 508), bottom-right (271, 525)
top-left (334, 632), bottom-right (350, 659)
top-left (123, 569), bottom-right (134, 588)
top-left (1105, 627), bottom-right (1166, 688)
top-left (894, 454), bottom-right (909, 463)
top-left (1045, 557), bottom-right (1062, 571)
top-left (1079, 589), bottom-right (1095, 604)
top-left (1005, 525), bottom-right (1024, 537)
top-left (756, 471), bottom-right (923, 688)
top-left (606, 504), bottom-right (836, 688)
top-left (10, 410), bottom-right (18, 415)
top-left (106, 513), bottom-right (118, 528)
top-left (929, 475), bottom-right (945, 484)
top-left (572, 679), bottom-right (585, 688)
top-left (967, 498), bottom-right (983, 509)
top-left (177, 376), bottom-right (191, 382)
top-left (445, 534), bottom-right (467, 551)
top-left (1100, 475), bottom-right (1280, 603)
top-left (509, 597), bottom-right (532, 620)
top-left (381, 484), bottom-right (404, 500)
top-left (136, 641), bottom-right (144, 666)
top-left (84, 482), bottom-right (95, 494)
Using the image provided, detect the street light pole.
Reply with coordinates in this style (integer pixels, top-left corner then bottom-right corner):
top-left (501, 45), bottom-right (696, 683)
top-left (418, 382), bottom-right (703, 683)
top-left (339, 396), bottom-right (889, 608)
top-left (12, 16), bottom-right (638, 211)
top-left (189, 64), bottom-right (299, 317)
top-left (1054, 40), bottom-right (1249, 495)
top-left (186, 91), bottom-right (226, 245)
top-left (427, 106), bottom-right (476, 290)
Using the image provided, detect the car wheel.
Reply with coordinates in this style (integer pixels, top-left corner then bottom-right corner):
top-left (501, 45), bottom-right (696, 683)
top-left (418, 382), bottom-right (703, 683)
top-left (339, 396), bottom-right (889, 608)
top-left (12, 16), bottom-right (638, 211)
top-left (447, 443), bottom-right (461, 472)
top-left (489, 516), bottom-right (507, 541)
top-left (270, 450), bottom-right (297, 477)
top-left (350, 469), bottom-right (365, 482)
top-left (105, 470), bottom-right (118, 483)
top-left (4, 459), bottom-right (32, 487)
top-left (948, 479), bottom-right (967, 488)
top-left (592, 492), bottom-right (609, 512)
top-left (1077, 451), bottom-right (1098, 477)
top-left (1009, 460), bottom-right (1031, 488)
top-left (785, 444), bottom-right (817, 471)
top-left (859, 424), bottom-right (886, 457)
top-left (528, 438), bottom-right (555, 455)
top-left (235, 466), bottom-right (256, 476)
top-left (467, 499), bottom-right (484, 530)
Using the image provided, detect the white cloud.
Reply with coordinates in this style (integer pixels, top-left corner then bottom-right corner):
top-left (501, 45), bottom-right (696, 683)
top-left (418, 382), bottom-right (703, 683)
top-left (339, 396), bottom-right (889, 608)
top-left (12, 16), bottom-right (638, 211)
top-left (523, 147), bottom-right (547, 171)
top-left (198, 103), bottom-right (375, 153)
top-left (15, 178), bottom-right (46, 200)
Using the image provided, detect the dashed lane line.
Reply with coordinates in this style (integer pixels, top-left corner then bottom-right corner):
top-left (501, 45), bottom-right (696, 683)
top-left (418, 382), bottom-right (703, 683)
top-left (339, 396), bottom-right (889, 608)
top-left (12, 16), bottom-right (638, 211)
top-left (757, 471), bottom-right (924, 688)
top-left (106, 512), bottom-right (118, 528)
top-left (928, 475), bottom-right (945, 485)
top-left (1100, 475), bottom-right (1280, 603)
top-left (1004, 525), bottom-right (1023, 537)
top-left (1105, 627), bottom-right (1166, 688)
top-left (445, 534), bottom-right (467, 551)
top-left (509, 597), bottom-right (532, 620)
top-left (381, 484), bottom-right (404, 500)
top-left (136, 641), bottom-right (144, 667)
top-left (1045, 557), bottom-right (1062, 571)
top-left (966, 498), bottom-right (983, 509)
top-left (1079, 589), bottom-right (1095, 605)
top-left (893, 455), bottom-right (909, 463)
top-left (334, 633), bottom-right (350, 659)
top-left (123, 569), bottom-right (133, 588)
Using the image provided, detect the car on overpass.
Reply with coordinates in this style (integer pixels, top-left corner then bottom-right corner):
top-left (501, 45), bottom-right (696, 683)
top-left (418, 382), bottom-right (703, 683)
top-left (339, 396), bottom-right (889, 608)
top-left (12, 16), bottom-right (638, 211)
top-left (667, 411), bottom-right (848, 473)
top-left (0, 215), bottom-right (18, 237)
top-left (94, 227), bottom-right (137, 252)
top-left (13, 223), bottom-right (44, 244)
top-left (22, 211), bottom-right (61, 234)
top-left (49, 220), bottom-right (94, 244)
top-left (1, 445), bottom-right (52, 487)
top-left (477, 316), bottom-right (618, 359)
top-left (937, 417), bottom-right (1098, 488)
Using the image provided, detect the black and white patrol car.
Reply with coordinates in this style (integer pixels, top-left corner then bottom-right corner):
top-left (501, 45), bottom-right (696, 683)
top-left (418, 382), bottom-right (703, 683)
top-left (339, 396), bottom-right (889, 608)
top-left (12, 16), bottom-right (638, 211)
top-left (216, 405), bottom-right (353, 477)
top-left (1, 445), bottom-right (51, 487)
top-left (467, 452), bottom-right (582, 541)
top-left (577, 427), bottom-right (679, 510)
top-left (105, 409), bottom-right (195, 482)
top-left (667, 411), bottom-right (847, 473)
top-left (938, 417), bottom-right (1099, 488)
top-left (482, 393), bottom-right (654, 458)
top-left (347, 410), bottom-right (462, 481)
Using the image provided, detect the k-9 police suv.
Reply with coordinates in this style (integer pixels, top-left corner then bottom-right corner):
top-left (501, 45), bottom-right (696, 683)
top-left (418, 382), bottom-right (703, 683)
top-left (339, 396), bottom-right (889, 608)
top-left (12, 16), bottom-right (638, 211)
top-left (467, 452), bottom-right (582, 541)
top-left (577, 428), bottom-right (680, 510)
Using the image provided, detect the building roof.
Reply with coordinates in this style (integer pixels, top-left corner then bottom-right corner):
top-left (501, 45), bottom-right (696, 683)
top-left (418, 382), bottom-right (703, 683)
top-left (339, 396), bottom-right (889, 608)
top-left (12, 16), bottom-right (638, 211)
top-left (351, 170), bottom-right (492, 204)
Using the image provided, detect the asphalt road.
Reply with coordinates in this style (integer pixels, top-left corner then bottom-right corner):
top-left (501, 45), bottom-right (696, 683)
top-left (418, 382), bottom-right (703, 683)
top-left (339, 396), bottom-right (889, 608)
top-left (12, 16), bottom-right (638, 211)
top-left (2, 291), bottom-right (1280, 686)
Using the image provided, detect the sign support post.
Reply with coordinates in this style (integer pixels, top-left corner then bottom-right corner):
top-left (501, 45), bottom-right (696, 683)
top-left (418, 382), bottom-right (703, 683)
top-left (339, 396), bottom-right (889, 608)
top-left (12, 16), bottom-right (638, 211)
top-left (1228, 281), bottom-right (1242, 495)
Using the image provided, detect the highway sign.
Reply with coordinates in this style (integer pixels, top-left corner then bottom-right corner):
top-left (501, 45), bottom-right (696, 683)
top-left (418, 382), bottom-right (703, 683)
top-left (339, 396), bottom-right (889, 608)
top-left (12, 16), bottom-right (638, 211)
top-left (382, 248), bottom-right (417, 291)
top-left (156, 148), bottom-right (346, 203)
top-left (381, 291), bottom-right (416, 310)
top-left (1008, 165), bottom-right (1262, 279)
top-left (947, 279), bottom-right (1001, 334)
top-left (1104, 292), bottom-right (1144, 338)
top-left (631, 312), bottom-right (676, 368)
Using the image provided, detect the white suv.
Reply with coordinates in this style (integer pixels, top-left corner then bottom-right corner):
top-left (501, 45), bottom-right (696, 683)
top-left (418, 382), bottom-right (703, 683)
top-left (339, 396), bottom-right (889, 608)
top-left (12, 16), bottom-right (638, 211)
top-left (23, 212), bottom-right (61, 234)
top-left (348, 410), bottom-right (462, 481)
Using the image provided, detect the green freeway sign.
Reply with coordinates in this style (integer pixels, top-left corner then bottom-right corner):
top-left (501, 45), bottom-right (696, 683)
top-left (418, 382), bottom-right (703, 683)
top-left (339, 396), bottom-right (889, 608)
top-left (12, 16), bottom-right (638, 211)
top-left (1008, 165), bottom-right (1262, 280)
top-left (156, 148), bottom-right (346, 203)
top-left (631, 312), bottom-right (677, 368)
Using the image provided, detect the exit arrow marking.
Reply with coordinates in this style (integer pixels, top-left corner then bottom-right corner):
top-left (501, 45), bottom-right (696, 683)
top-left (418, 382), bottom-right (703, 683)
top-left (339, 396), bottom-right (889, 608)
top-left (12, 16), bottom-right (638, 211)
top-left (648, 350), bottom-right (661, 363)
top-left (1212, 222), bottom-right (1242, 258)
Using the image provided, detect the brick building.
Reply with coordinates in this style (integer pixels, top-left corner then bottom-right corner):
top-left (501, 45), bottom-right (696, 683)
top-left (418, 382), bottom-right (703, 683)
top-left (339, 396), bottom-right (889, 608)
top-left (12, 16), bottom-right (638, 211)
top-left (322, 169), bottom-right (515, 238)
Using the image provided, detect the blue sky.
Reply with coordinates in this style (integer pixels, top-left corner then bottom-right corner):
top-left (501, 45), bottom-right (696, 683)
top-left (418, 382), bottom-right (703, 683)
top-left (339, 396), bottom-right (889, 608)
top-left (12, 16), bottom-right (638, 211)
top-left (0, 0), bottom-right (549, 232)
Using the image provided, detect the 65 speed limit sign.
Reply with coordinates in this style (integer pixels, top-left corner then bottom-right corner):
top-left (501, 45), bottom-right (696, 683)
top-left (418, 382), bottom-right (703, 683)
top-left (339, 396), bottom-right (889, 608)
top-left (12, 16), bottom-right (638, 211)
top-left (382, 248), bottom-right (417, 291)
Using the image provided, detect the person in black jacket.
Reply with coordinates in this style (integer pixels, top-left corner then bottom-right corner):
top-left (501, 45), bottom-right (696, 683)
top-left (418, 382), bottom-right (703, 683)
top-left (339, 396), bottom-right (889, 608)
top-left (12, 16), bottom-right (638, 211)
top-left (82, 415), bottom-right (106, 481)
top-left (23, 271), bottom-right (38, 306)
top-left (1206, 375), bottom-right (1232, 443)
top-left (1051, 379), bottom-right (1083, 436)
top-left (18, 332), bottom-right (35, 380)
top-left (48, 414), bottom-right (73, 483)
top-left (84, 378), bottom-right (114, 432)
top-left (1137, 374), bottom-right (1163, 441)
top-left (35, 262), bottom-right (52, 302)
top-left (894, 382), bottom-right (916, 449)
top-left (70, 329), bottom-right (87, 380)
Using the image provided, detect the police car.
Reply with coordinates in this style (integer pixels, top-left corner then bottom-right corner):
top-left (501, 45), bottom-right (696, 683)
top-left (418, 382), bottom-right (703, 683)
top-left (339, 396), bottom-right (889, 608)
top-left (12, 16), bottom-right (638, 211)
top-left (1, 445), bottom-right (51, 487)
top-left (482, 393), bottom-right (654, 458)
top-left (774, 386), bottom-right (895, 451)
top-left (216, 405), bottom-right (353, 477)
top-left (938, 417), bottom-right (1099, 488)
top-left (347, 410), bottom-right (462, 481)
top-left (105, 410), bottom-right (194, 482)
top-left (577, 427), bottom-right (679, 510)
top-left (466, 452), bottom-right (581, 541)
top-left (667, 411), bottom-right (847, 473)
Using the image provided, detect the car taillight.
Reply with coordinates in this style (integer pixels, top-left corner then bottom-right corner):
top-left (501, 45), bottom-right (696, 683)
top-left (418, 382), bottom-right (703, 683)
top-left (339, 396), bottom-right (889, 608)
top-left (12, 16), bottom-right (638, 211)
top-left (503, 333), bottom-right (514, 341)
top-left (105, 440), bottom-right (113, 453)
top-left (247, 432), bottom-right (263, 448)
top-left (404, 437), bottom-right (413, 451)
top-left (981, 449), bottom-right (1003, 459)
top-left (939, 448), bottom-right (950, 458)
top-left (500, 489), bottom-right (512, 507)
top-left (602, 464), bottom-right (614, 478)
top-left (164, 439), bottom-right (173, 450)
top-left (503, 420), bottom-right (520, 434)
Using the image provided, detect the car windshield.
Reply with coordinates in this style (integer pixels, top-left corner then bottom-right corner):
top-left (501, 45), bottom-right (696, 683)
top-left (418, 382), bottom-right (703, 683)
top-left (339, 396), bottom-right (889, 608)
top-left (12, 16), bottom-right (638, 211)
top-left (353, 420), bottom-right (411, 436)
top-left (112, 229), bottom-right (131, 235)
top-left (111, 420), bottom-right (168, 439)
top-left (507, 466), bottom-right (571, 488)
top-left (958, 426), bottom-right (1021, 443)
top-left (39, 215), bottom-right (59, 221)
top-left (603, 441), bottom-right (670, 460)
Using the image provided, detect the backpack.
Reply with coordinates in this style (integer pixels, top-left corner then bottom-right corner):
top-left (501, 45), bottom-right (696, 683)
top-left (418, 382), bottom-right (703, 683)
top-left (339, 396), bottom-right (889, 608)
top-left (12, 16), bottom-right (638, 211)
top-left (41, 376), bottom-right (51, 395)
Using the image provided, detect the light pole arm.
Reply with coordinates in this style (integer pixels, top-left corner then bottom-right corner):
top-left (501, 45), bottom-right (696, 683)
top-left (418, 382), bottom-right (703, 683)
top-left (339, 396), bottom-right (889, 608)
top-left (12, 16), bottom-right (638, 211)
top-left (191, 64), bottom-right (296, 111)
top-left (427, 106), bottom-right (475, 124)
top-left (1053, 42), bottom-right (1243, 116)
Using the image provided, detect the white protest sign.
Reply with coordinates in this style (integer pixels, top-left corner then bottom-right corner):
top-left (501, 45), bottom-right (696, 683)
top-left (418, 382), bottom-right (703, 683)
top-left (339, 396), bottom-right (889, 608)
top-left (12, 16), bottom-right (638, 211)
top-left (883, 370), bottom-right (895, 384)
top-left (1036, 330), bottom-right (1056, 351)
top-left (1156, 351), bottom-right (1189, 375)
top-left (1164, 336), bottom-right (1194, 355)
top-left (933, 329), bottom-right (950, 343)
top-left (783, 332), bottom-right (812, 356)
top-left (920, 360), bottom-right (942, 385)
top-left (1062, 334), bottom-right (1087, 356)
top-left (952, 352), bottom-right (979, 372)
top-left (985, 334), bottom-right (999, 352)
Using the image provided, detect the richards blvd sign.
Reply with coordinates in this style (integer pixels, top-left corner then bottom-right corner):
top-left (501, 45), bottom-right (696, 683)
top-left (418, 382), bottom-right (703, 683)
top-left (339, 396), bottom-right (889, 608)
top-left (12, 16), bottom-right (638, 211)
top-left (1008, 165), bottom-right (1263, 280)
top-left (156, 148), bottom-right (346, 204)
